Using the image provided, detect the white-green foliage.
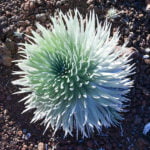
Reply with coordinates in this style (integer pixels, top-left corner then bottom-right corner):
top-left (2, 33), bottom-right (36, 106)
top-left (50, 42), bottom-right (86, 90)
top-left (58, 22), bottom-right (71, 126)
top-left (106, 8), bottom-right (119, 19)
top-left (13, 10), bottom-right (134, 138)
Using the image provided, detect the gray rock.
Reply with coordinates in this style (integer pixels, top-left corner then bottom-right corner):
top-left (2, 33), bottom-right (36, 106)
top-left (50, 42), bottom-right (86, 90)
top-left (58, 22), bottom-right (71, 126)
top-left (36, 13), bottom-right (47, 22)
top-left (56, 0), bottom-right (68, 6)
top-left (5, 38), bottom-right (15, 51)
top-left (0, 16), bottom-right (7, 22)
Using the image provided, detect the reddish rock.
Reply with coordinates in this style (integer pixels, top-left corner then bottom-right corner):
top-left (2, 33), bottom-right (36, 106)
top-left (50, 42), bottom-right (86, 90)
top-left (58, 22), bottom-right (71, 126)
top-left (17, 130), bottom-right (23, 136)
top-left (38, 142), bottom-right (45, 150)
top-left (86, 140), bottom-right (94, 148)
top-left (2, 56), bottom-right (12, 66)
top-left (136, 138), bottom-right (149, 150)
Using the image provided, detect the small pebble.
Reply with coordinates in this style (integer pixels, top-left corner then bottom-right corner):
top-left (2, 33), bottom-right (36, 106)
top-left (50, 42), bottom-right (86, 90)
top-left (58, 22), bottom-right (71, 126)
top-left (3, 109), bottom-right (8, 115)
top-left (23, 129), bottom-right (27, 133)
top-left (2, 56), bottom-right (12, 66)
top-left (138, 13), bottom-right (144, 18)
top-left (36, 13), bottom-right (47, 22)
top-left (14, 31), bottom-right (24, 38)
top-left (144, 59), bottom-right (150, 64)
top-left (38, 142), bottom-right (45, 150)
top-left (17, 130), bottom-right (23, 136)
top-left (29, 1), bottom-right (36, 9)
top-left (145, 48), bottom-right (150, 53)
top-left (22, 144), bottom-right (28, 150)
top-left (5, 38), bottom-right (16, 51)
top-left (56, 1), bottom-right (62, 6)
top-left (143, 55), bottom-right (149, 59)
top-left (78, 139), bottom-right (84, 143)
top-left (26, 132), bottom-right (31, 139)
top-left (87, 0), bottom-right (94, 5)
top-left (36, 0), bottom-right (43, 5)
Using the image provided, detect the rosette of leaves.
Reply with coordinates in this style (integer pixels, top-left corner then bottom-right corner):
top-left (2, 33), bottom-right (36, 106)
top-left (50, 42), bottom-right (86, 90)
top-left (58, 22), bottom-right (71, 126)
top-left (13, 10), bottom-right (134, 138)
top-left (106, 8), bottom-right (119, 20)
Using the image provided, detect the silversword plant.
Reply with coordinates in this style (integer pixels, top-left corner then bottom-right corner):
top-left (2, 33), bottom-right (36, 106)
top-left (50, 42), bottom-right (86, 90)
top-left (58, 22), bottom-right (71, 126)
top-left (13, 10), bottom-right (134, 138)
top-left (106, 8), bottom-right (119, 19)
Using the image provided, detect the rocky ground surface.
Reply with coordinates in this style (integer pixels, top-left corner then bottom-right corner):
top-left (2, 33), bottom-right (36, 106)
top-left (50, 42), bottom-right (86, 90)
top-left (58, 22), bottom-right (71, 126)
top-left (0, 0), bottom-right (150, 150)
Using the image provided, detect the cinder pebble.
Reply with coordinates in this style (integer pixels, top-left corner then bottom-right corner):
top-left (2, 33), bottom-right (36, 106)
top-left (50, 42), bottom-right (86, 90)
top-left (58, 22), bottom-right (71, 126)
top-left (17, 130), bottom-right (23, 136)
top-left (36, 13), bottom-right (47, 22)
top-left (145, 48), bottom-right (150, 53)
top-left (38, 142), bottom-right (45, 150)
top-left (143, 54), bottom-right (149, 59)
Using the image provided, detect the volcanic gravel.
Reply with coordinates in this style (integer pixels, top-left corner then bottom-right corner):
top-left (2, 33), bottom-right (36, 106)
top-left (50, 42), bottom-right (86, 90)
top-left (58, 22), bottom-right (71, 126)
top-left (0, 0), bottom-right (150, 150)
